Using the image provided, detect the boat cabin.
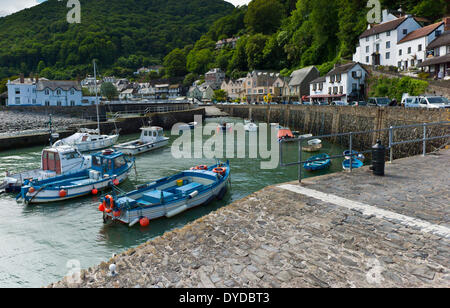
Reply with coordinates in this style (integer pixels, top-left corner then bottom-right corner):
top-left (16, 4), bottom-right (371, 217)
top-left (91, 150), bottom-right (128, 175)
top-left (41, 146), bottom-right (86, 175)
top-left (140, 127), bottom-right (165, 142)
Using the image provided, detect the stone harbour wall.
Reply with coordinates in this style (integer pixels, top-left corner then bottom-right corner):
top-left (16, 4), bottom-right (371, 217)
top-left (220, 105), bottom-right (449, 159)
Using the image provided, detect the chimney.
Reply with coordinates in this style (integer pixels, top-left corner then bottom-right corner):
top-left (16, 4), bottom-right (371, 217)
top-left (445, 17), bottom-right (450, 31)
top-left (35, 74), bottom-right (39, 83)
top-left (20, 74), bottom-right (24, 84)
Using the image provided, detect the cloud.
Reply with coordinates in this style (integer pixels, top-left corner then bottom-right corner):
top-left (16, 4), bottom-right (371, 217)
top-left (0, 0), bottom-right (43, 17)
top-left (226, 0), bottom-right (251, 7)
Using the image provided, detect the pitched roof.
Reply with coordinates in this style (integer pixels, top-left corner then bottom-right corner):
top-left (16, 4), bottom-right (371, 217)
top-left (426, 30), bottom-right (450, 49)
top-left (36, 80), bottom-right (81, 91)
top-left (326, 62), bottom-right (364, 76)
top-left (289, 66), bottom-right (319, 86)
top-left (359, 16), bottom-right (408, 38)
top-left (398, 21), bottom-right (444, 44)
top-left (417, 54), bottom-right (450, 67)
top-left (310, 76), bottom-right (326, 84)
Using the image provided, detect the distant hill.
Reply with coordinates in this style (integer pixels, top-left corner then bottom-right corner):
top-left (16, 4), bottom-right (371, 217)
top-left (0, 0), bottom-right (234, 79)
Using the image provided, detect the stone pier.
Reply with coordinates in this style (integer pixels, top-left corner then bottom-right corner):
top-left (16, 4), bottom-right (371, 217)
top-left (50, 150), bottom-right (449, 288)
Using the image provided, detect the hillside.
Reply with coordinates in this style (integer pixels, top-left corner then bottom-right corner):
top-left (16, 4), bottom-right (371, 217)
top-left (0, 0), bottom-right (234, 80)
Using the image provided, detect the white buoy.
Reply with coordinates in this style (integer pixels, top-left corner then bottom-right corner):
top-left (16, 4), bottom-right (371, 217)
top-left (109, 264), bottom-right (117, 277)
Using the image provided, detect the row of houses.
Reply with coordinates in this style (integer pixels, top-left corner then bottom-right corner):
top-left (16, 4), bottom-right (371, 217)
top-left (353, 9), bottom-right (450, 78)
top-left (216, 62), bottom-right (368, 104)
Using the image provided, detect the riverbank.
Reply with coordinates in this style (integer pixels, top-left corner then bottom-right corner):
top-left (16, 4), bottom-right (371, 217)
top-left (49, 150), bottom-right (449, 288)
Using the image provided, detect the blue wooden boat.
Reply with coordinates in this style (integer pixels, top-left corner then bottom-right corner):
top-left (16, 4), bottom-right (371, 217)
top-left (17, 150), bottom-right (134, 204)
top-left (342, 159), bottom-right (364, 170)
top-left (303, 154), bottom-right (331, 171)
top-left (343, 150), bottom-right (365, 162)
top-left (100, 161), bottom-right (231, 227)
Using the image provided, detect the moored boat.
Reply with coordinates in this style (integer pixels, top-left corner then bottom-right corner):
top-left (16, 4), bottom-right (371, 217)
top-left (308, 138), bottom-right (322, 146)
top-left (100, 161), bottom-right (231, 227)
top-left (53, 128), bottom-right (119, 152)
top-left (303, 154), bottom-right (331, 171)
top-left (17, 149), bottom-right (134, 204)
top-left (343, 150), bottom-right (365, 162)
top-left (244, 122), bottom-right (258, 132)
top-left (0, 145), bottom-right (91, 193)
top-left (342, 158), bottom-right (364, 170)
top-left (113, 127), bottom-right (169, 156)
top-left (278, 128), bottom-right (295, 142)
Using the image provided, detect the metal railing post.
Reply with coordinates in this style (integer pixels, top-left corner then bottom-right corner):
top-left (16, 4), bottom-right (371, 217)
top-left (349, 133), bottom-right (353, 172)
top-left (298, 137), bottom-right (303, 183)
top-left (389, 126), bottom-right (393, 163)
top-left (423, 123), bottom-right (427, 156)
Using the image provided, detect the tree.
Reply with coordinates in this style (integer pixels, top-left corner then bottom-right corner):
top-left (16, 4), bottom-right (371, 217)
top-left (245, 34), bottom-right (269, 70)
top-left (101, 82), bottom-right (118, 100)
top-left (213, 89), bottom-right (227, 102)
top-left (164, 48), bottom-right (187, 77)
top-left (244, 0), bottom-right (284, 34)
top-left (37, 60), bottom-right (46, 74)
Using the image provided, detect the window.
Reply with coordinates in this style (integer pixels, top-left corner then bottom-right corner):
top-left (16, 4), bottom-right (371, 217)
top-left (328, 87), bottom-right (332, 94)
top-left (70, 89), bottom-right (75, 95)
top-left (398, 61), bottom-right (402, 68)
top-left (313, 83), bottom-right (317, 91)
top-left (32, 99), bottom-right (36, 104)
top-left (418, 44), bottom-right (422, 51)
top-left (408, 47), bottom-right (411, 54)
top-left (411, 59), bottom-right (415, 67)
top-left (399, 49), bottom-right (402, 56)
top-left (330, 75), bottom-right (335, 83)
top-left (319, 83), bottom-right (323, 91)
top-left (387, 31), bottom-right (391, 37)
top-left (366, 46), bottom-right (369, 53)
top-left (336, 74), bottom-right (341, 82)
top-left (376, 44), bottom-right (380, 52)
top-left (376, 34), bottom-right (380, 39)
top-left (333, 87), bottom-right (338, 94)
top-left (339, 86), bottom-right (343, 94)
top-left (57, 101), bottom-right (62, 106)
top-left (386, 52), bottom-right (390, 59)
top-left (403, 29), bottom-right (407, 35)
top-left (45, 101), bottom-right (50, 106)
top-left (365, 37), bottom-right (369, 42)
top-left (15, 97), bottom-right (20, 104)
top-left (45, 89), bottom-right (50, 95)
top-left (352, 83), bottom-right (357, 90)
top-left (15, 88), bottom-right (20, 94)
top-left (366, 56), bottom-right (369, 63)
top-left (447, 46), bottom-right (450, 54)
top-left (56, 89), bottom-right (61, 95)
top-left (386, 41), bottom-right (390, 49)
top-left (435, 48), bottom-right (440, 56)
top-left (70, 100), bottom-right (75, 106)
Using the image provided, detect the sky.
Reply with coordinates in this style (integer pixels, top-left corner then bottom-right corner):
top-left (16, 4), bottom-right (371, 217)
top-left (0, 0), bottom-right (251, 17)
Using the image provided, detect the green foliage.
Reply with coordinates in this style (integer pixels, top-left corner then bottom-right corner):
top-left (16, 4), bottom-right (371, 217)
top-left (0, 0), bottom-right (234, 80)
top-left (244, 0), bottom-right (284, 35)
top-left (213, 89), bottom-right (227, 102)
top-left (164, 49), bottom-right (188, 78)
top-left (100, 82), bottom-right (118, 100)
top-left (183, 73), bottom-right (198, 87)
top-left (369, 76), bottom-right (429, 101)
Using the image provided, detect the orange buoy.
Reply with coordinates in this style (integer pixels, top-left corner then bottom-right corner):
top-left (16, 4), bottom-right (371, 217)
top-left (59, 189), bottom-right (67, 198)
top-left (105, 195), bottom-right (114, 209)
top-left (92, 188), bottom-right (98, 195)
top-left (28, 187), bottom-right (36, 193)
top-left (113, 210), bottom-right (121, 217)
top-left (195, 165), bottom-right (208, 170)
top-left (213, 167), bottom-right (226, 175)
top-left (140, 217), bottom-right (150, 227)
top-left (113, 179), bottom-right (120, 186)
top-left (98, 203), bottom-right (105, 212)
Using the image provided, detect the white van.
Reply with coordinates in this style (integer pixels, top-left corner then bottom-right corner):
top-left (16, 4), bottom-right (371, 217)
top-left (417, 96), bottom-right (450, 109)
top-left (402, 96), bottom-right (421, 108)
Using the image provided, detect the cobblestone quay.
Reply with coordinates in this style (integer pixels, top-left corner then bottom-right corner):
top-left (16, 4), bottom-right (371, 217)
top-left (50, 150), bottom-right (449, 288)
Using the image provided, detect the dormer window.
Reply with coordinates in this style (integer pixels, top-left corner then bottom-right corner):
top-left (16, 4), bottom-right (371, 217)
top-left (45, 89), bottom-right (50, 95)
top-left (70, 89), bottom-right (75, 95)
top-left (403, 29), bottom-right (407, 35)
top-left (56, 89), bottom-right (61, 95)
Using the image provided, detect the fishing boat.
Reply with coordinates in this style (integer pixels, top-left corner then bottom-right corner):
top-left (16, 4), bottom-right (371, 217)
top-left (113, 127), bottom-right (169, 156)
top-left (0, 146), bottom-right (92, 193)
top-left (303, 154), bottom-right (331, 171)
top-left (343, 150), bottom-right (365, 162)
top-left (100, 161), bottom-right (231, 227)
top-left (53, 128), bottom-right (119, 152)
top-left (342, 159), bottom-right (364, 170)
top-left (17, 149), bottom-right (134, 204)
top-left (244, 122), bottom-right (258, 132)
top-left (278, 128), bottom-right (295, 142)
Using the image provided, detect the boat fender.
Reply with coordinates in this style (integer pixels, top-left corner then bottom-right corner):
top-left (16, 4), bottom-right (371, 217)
top-left (140, 217), bottom-right (150, 227)
top-left (98, 203), bottom-right (105, 212)
top-left (188, 190), bottom-right (198, 199)
top-left (59, 189), bottom-right (67, 198)
top-left (166, 204), bottom-right (188, 218)
top-left (28, 187), bottom-right (36, 194)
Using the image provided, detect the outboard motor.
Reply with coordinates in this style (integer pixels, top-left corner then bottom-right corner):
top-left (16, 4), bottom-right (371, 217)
top-left (370, 140), bottom-right (385, 176)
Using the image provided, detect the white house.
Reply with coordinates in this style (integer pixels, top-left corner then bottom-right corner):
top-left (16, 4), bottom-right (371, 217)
top-left (7, 76), bottom-right (85, 106)
top-left (309, 62), bottom-right (368, 104)
top-left (418, 27), bottom-right (450, 78)
top-left (353, 12), bottom-right (422, 67)
top-left (397, 21), bottom-right (445, 70)
top-left (205, 68), bottom-right (226, 90)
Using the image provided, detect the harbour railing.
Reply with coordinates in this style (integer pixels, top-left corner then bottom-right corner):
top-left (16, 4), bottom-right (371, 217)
top-left (279, 121), bottom-right (450, 183)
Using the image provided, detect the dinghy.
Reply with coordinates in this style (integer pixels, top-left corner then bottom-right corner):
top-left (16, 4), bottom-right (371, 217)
top-left (278, 128), bottom-right (295, 142)
top-left (308, 139), bottom-right (322, 146)
top-left (0, 146), bottom-right (92, 193)
top-left (113, 127), bottom-right (169, 156)
top-left (342, 159), bottom-right (364, 170)
top-left (303, 154), bottom-right (331, 171)
top-left (17, 150), bottom-right (134, 204)
top-left (53, 128), bottom-right (119, 152)
top-left (244, 122), bottom-right (258, 132)
top-left (100, 161), bottom-right (231, 227)
top-left (343, 150), bottom-right (365, 162)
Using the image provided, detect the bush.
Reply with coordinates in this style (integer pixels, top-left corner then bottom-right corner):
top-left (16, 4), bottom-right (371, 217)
top-left (369, 76), bottom-right (429, 101)
top-left (417, 72), bottom-right (430, 80)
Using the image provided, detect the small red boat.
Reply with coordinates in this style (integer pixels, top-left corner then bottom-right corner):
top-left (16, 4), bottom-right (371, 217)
top-left (278, 128), bottom-right (295, 142)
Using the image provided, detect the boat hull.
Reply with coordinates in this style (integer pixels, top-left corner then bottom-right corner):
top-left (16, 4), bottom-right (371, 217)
top-left (114, 138), bottom-right (169, 156)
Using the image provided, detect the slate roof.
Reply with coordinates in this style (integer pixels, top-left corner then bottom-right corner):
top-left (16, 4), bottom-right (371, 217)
top-left (36, 80), bottom-right (81, 91)
top-left (326, 62), bottom-right (365, 76)
top-left (289, 66), bottom-right (319, 86)
top-left (359, 17), bottom-right (408, 38)
top-left (426, 30), bottom-right (450, 49)
top-left (398, 22), bottom-right (444, 44)
top-left (310, 76), bottom-right (326, 84)
top-left (418, 54), bottom-right (450, 67)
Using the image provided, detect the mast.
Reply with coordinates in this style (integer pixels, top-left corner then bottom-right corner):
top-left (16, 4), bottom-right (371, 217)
top-left (93, 59), bottom-right (100, 135)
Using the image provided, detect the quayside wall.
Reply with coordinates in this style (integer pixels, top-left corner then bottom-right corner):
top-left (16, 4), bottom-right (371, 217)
top-left (220, 105), bottom-right (449, 159)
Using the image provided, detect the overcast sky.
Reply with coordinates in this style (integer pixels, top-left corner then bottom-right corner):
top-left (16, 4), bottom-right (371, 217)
top-left (0, 0), bottom-right (252, 17)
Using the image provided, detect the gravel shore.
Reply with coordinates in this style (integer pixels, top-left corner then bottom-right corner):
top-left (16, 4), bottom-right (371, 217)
top-left (0, 110), bottom-right (88, 135)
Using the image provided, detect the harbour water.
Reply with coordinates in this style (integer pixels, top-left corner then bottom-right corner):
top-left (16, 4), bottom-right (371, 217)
top-left (0, 117), bottom-right (347, 287)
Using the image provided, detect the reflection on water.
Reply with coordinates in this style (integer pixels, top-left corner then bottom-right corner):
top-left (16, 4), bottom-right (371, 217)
top-left (0, 117), bottom-right (346, 287)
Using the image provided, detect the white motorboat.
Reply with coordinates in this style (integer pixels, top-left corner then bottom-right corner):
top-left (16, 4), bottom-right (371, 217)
top-left (113, 127), bottom-right (169, 156)
top-left (308, 139), bottom-right (322, 146)
top-left (0, 145), bottom-right (92, 193)
top-left (53, 128), bottom-right (119, 152)
top-left (244, 122), bottom-right (258, 132)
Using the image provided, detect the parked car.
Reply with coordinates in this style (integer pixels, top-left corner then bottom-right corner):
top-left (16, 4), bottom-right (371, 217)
top-left (417, 96), bottom-right (450, 109)
top-left (368, 97), bottom-right (391, 107)
top-left (349, 101), bottom-right (368, 106)
top-left (402, 96), bottom-right (421, 108)
top-left (331, 101), bottom-right (348, 106)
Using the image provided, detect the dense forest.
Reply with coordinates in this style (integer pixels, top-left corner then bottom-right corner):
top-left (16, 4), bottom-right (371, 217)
top-left (0, 0), bottom-right (234, 80)
top-left (0, 0), bottom-right (448, 86)
top-left (164, 0), bottom-right (449, 84)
